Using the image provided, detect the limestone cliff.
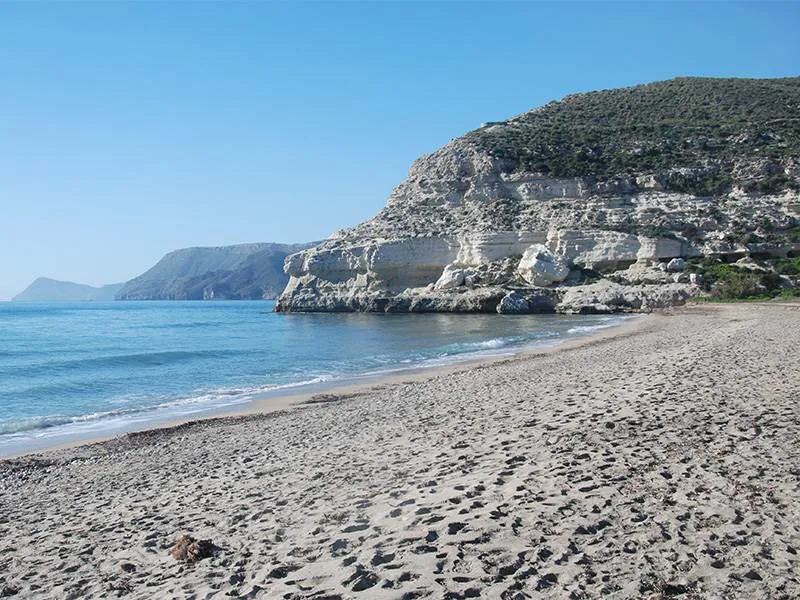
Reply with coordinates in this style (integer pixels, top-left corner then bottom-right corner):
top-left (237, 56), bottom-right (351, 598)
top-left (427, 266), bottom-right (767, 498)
top-left (277, 77), bottom-right (800, 313)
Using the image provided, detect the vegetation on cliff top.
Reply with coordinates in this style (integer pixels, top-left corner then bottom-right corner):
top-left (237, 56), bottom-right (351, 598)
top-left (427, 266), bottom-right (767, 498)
top-left (686, 256), bottom-right (800, 300)
top-left (469, 77), bottom-right (800, 194)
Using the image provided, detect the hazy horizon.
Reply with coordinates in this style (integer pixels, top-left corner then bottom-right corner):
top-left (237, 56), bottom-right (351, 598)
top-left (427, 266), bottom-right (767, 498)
top-left (2, 2), bottom-right (798, 299)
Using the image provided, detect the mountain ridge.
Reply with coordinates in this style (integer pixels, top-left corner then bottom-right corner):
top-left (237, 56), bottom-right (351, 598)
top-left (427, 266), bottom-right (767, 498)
top-left (12, 278), bottom-right (124, 302)
top-left (116, 242), bottom-right (318, 300)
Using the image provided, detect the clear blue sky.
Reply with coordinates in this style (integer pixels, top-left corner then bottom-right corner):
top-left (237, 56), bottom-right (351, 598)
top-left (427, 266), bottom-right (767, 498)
top-left (1, 2), bottom-right (798, 299)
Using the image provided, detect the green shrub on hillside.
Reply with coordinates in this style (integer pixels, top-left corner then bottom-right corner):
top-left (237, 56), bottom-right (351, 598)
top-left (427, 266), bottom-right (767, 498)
top-left (468, 77), bottom-right (800, 195)
top-left (685, 257), bottom-right (796, 300)
top-left (773, 257), bottom-right (800, 275)
top-left (785, 227), bottom-right (800, 243)
top-left (709, 271), bottom-right (765, 299)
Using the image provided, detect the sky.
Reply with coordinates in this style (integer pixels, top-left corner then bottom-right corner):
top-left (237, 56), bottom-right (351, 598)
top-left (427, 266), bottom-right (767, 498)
top-left (0, 2), bottom-right (798, 299)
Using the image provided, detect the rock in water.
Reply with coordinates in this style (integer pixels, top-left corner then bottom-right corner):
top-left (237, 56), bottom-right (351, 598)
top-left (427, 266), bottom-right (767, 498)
top-left (276, 77), bottom-right (800, 313)
top-left (497, 291), bottom-right (531, 314)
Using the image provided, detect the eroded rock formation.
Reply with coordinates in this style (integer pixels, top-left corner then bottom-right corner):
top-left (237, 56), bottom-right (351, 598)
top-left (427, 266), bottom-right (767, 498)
top-left (277, 77), bottom-right (800, 313)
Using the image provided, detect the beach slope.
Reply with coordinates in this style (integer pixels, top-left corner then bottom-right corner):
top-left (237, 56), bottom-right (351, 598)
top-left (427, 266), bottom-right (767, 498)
top-left (1, 303), bottom-right (798, 599)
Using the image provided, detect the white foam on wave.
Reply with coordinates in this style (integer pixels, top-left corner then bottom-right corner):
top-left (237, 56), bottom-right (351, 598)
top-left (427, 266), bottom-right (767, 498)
top-left (463, 337), bottom-right (516, 349)
top-left (0, 316), bottom-right (638, 456)
top-left (0, 374), bottom-right (336, 453)
top-left (567, 316), bottom-right (632, 335)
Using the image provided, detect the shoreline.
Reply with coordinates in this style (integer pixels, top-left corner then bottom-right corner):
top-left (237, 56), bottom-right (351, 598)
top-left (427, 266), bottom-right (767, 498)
top-left (2, 313), bottom-right (651, 460)
top-left (1, 302), bottom-right (798, 598)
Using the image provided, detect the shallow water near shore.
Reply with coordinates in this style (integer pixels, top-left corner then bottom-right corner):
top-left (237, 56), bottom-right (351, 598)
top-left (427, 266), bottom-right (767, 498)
top-left (0, 301), bottom-right (628, 455)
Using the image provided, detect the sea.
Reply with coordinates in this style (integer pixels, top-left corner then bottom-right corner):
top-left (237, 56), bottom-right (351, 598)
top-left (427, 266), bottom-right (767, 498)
top-left (0, 301), bottom-right (630, 456)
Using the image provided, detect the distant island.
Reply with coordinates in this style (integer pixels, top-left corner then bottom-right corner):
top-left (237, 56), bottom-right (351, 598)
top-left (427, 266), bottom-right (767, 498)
top-left (12, 278), bottom-right (124, 302)
top-left (13, 242), bottom-right (316, 302)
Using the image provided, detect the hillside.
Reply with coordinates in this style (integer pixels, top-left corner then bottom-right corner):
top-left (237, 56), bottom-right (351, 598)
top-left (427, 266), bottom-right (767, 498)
top-left (116, 242), bottom-right (316, 301)
top-left (12, 278), bottom-right (124, 302)
top-left (277, 77), bottom-right (800, 314)
top-left (470, 77), bottom-right (800, 194)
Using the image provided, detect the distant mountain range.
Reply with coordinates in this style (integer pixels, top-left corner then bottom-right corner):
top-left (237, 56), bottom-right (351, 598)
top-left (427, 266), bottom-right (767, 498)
top-left (12, 241), bottom-right (318, 302)
top-left (12, 278), bottom-right (124, 302)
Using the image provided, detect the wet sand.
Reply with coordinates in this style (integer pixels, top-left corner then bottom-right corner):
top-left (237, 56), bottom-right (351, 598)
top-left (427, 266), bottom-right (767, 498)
top-left (1, 303), bottom-right (798, 599)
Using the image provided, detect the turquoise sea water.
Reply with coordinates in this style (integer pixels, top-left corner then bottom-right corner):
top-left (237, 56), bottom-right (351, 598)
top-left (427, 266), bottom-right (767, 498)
top-left (0, 301), bottom-right (628, 455)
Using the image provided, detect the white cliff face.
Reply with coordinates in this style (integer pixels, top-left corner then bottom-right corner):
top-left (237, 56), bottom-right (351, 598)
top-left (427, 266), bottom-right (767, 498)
top-left (454, 231), bottom-right (545, 264)
top-left (277, 78), bottom-right (800, 313)
top-left (336, 137), bottom-right (798, 242)
top-left (277, 135), bottom-right (799, 313)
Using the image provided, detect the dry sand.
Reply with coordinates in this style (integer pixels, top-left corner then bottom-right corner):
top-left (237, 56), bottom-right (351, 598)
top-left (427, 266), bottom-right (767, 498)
top-left (1, 303), bottom-right (798, 599)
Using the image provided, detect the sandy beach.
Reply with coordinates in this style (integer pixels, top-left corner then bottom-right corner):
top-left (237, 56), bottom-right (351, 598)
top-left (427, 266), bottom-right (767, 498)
top-left (1, 302), bottom-right (798, 599)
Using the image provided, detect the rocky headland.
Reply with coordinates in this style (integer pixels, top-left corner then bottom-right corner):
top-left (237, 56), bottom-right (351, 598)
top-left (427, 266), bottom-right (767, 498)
top-left (276, 77), bottom-right (800, 314)
top-left (116, 242), bottom-right (316, 301)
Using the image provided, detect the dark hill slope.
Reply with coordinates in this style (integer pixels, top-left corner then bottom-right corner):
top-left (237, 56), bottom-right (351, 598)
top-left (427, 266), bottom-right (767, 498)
top-left (116, 242), bottom-right (316, 300)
